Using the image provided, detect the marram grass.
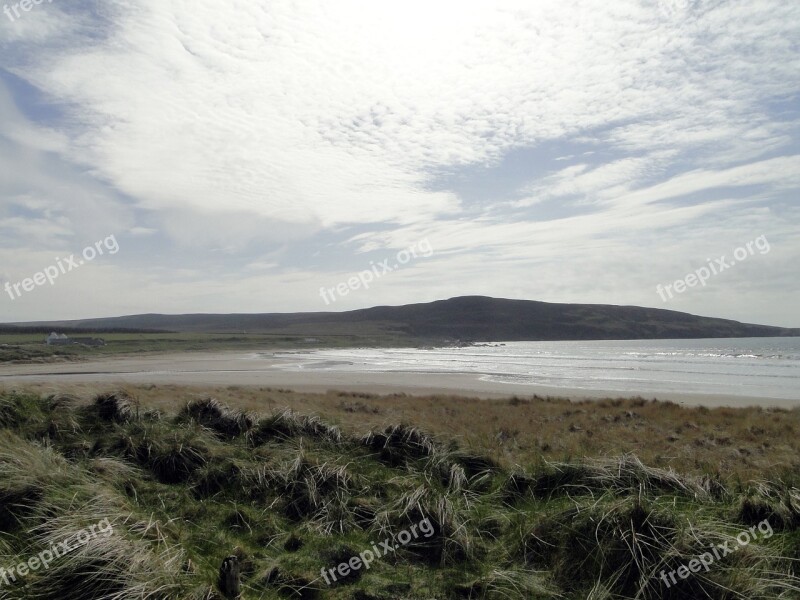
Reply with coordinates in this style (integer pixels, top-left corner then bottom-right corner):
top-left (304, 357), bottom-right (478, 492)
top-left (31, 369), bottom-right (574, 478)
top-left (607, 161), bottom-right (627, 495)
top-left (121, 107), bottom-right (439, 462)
top-left (0, 390), bottom-right (798, 599)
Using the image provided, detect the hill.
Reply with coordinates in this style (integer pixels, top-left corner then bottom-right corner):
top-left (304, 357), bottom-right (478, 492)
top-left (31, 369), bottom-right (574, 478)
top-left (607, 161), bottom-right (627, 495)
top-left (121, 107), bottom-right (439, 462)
top-left (7, 296), bottom-right (799, 341)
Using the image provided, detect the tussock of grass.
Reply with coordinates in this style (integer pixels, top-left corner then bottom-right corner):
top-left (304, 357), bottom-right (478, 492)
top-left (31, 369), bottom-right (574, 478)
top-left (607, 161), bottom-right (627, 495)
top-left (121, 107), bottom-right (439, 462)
top-left (737, 480), bottom-right (800, 531)
top-left (92, 392), bottom-right (139, 424)
top-left (381, 473), bottom-right (479, 566)
top-left (0, 431), bottom-right (74, 532)
top-left (0, 392), bottom-right (49, 430)
top-left (248, 409), bottom-right (342, 445)
top-left (517, 494), bottom-right (797, 600)
top-left (0, 430), bottom-right (196, 599)
top-left (505, 454), bottom-right (722, 503)
top-left (105, 421), bottom-right (214, 484)
top-left (362, 424), bottom-right (439, 466)
top-left (274, 451), bottom-right (362, 535)
top-left (191, 458), bottom-right (244, 499)
top-left (456, 568), bottom-right (560, 600)
top-left (177, 397), bottom-right (254, 439)
top-left (26, 515), bottom-right (191, 600)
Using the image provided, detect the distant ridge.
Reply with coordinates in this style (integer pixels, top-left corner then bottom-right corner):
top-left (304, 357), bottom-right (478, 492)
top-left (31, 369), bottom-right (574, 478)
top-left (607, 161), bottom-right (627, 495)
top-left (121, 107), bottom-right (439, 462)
top-left (7, 296), bottom-right (799, 342)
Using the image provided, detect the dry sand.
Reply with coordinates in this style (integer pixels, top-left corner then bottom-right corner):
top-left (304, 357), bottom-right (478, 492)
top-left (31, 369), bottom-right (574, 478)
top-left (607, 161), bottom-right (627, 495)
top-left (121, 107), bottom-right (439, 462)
top-left (1, 351), bottom-right (796, 408)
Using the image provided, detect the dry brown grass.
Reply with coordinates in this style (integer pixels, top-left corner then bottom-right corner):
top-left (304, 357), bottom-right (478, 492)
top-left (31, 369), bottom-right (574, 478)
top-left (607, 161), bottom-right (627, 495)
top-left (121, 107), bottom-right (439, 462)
top-left (4, 382), bottom-right (799, 481)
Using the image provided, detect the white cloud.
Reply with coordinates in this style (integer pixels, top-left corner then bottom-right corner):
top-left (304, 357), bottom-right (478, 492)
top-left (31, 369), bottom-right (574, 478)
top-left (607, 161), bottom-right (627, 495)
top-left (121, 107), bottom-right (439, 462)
top-left (12, 0), bottom-right (795, 225)
top-left (609, 155), bottom-right (800, 209)
top-left (0, 0), bottom-right (798, 324)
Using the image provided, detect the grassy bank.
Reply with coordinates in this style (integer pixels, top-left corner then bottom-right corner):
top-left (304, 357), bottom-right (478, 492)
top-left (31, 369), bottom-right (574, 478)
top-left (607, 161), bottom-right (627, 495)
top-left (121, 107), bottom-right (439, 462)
top-left (13, 383), bottom-right (799, 481)
top-left (0, 389), bottom-right (798, 599)
top-left (0, 331), bottom-right (412, 363)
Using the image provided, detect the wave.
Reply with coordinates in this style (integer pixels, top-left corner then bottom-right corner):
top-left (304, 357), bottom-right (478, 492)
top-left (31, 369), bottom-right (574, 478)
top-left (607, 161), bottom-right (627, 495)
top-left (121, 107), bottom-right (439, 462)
top-left (267, 339), bottom-right (800, 400)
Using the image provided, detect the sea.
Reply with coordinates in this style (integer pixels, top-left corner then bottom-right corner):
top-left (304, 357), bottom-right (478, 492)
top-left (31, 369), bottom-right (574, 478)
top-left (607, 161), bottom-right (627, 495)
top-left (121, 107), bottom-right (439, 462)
top-left (272, 337), bottom-right (800, 400)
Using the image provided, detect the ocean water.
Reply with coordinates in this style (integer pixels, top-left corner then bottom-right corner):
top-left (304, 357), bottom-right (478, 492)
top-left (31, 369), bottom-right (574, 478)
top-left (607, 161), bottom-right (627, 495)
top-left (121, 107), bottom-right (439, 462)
top-left (271, 338), bottom-right (800, 400)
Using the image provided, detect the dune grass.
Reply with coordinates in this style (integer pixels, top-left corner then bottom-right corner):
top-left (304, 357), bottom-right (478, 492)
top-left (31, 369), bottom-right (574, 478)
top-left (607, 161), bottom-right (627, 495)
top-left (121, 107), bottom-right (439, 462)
top-left (19, 382), bottom-right (798, 481)
top-left (0, 389), bottom-right (798, 599)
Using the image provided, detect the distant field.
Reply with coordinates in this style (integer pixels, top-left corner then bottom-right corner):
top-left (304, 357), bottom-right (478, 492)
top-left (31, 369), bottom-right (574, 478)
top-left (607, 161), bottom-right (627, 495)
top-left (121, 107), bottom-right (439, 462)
top-left (0, 330), bottom-right (412, 363)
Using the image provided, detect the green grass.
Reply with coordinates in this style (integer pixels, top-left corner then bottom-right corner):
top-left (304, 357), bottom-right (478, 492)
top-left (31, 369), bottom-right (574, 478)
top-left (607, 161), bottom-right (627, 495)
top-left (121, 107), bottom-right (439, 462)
top-left (0, 330), bottom-right (416, 363)
top-left (0, 390), bottom-right (798, 599)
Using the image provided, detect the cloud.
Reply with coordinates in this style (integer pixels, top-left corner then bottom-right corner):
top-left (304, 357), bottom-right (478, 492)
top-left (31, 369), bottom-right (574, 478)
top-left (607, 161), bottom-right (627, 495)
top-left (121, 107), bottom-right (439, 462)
top-left (609, 155), bottom-right (800, 209)
top-left (0, 0), bottom-right (797, 324)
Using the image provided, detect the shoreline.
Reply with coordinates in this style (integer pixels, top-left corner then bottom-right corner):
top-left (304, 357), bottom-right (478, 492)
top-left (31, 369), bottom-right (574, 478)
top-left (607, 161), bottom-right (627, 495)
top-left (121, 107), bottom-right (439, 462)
top-left (0, 351), bottom-right (797, 408)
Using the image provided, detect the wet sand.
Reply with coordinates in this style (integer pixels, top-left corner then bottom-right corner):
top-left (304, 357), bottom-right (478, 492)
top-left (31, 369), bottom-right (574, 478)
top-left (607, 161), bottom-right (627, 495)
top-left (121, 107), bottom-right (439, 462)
top-left (0, 351), bottom-right (796, 408)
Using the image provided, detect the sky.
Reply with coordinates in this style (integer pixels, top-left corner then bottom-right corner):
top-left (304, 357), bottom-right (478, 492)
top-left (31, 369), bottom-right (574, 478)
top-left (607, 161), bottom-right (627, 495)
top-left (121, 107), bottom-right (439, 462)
top-left (0, 0), bottom-right (798, 327)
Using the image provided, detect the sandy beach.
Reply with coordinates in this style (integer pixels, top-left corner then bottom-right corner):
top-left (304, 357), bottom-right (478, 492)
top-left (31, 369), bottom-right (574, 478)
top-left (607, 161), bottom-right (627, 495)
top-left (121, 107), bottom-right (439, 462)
top-left (0, 351), bottom-right (796, 408)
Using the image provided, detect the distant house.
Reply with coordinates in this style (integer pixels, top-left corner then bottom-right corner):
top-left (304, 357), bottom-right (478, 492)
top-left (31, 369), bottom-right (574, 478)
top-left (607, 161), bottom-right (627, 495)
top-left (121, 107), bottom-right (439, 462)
top-left (45, 332), bottom-right (71, 346)
top-left (45, 332), bottom-right (105, 347)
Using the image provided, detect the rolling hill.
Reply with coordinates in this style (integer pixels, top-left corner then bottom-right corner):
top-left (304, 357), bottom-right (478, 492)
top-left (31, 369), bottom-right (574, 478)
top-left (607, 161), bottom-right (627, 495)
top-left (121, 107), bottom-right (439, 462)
top-left (6, 296), bottom-right (799, 341)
